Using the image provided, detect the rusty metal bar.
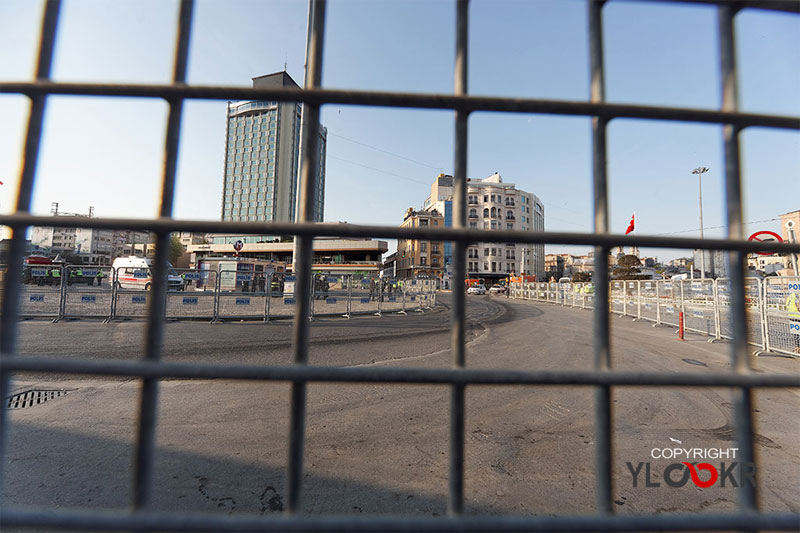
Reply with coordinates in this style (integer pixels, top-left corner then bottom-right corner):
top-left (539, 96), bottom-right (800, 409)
top-left (1, 213), bottom-right (797, 255)
top-left (1, 82), bottom-right (798, 130)
top-left (589, 0), bottom-right (614, 515)
top-left (448, 0), bottom-right (469, 516)
top-left (2, 357), bottom-right (798, 388)
top-left (3, 507), bottom-right (799, 532)
top-left (718, 3), bottom-right (760, 513)
top-left (287, 0), bottom-right (327, 514)
top-left (0, 0), bottom-right (62, 502)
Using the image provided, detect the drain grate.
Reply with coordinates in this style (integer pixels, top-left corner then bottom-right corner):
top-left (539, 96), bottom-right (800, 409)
top-left (6, 389), bottom-right (68, 409)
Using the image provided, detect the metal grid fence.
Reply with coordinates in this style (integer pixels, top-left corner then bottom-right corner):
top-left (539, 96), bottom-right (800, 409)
top-left (1, 0), bottom-right (800, 531)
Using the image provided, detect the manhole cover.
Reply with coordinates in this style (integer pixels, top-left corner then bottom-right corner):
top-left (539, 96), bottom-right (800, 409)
top-left (6, 389), bottom-right (68, 409)
top-left (681, 358), bottom-right (707, 367)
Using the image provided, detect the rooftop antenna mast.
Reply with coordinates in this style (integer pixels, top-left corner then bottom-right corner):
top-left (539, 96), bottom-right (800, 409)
top-left (88, 206), bottom-right (94, 218)
top-left (50, 202), bottom-right (59, 216)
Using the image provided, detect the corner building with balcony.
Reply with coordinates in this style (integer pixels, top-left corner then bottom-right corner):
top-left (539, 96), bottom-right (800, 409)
top-left (424, 172), bottom-right (544, 283)
top-left (221, 71), bottom-right (327, 224)
top-left (465, 172), bottom-right (544, 282)
top-left (396, 208), bottom-right (445, 280)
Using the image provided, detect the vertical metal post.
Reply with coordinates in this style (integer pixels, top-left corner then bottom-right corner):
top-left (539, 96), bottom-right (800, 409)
top-left (213, 268), bottom-right (221, 323)
top-left (713, 279), bottom-right (722, 340)
top-left (57, 265), bottom-right (66, 322)
top-left (719, 3), bottom-right (758, 512)
top-left (655, 280), bottom-right (661, 326)
top-left (0, 0), bottom-right (62, 498)
top-left (107, 267), bottom-right (116, 323)
top-left (448, 0), bottom-right (469, 517)
top-left (758, 279), bottom-right (768, 351)
top-left (346, 275), bottom-right (352, 318)
top-left (636, 281), bottom-right (641, 320)
top-left (287, 0), bottom-right (326, 514)
top-left (589, 0), bottom-right (613, 515)
top-left (262, 273), bottom-right (274, 322)
top-left (622, 284), bottom-right (627, 317)
top-left (132, 0), bottom-right (194, 511)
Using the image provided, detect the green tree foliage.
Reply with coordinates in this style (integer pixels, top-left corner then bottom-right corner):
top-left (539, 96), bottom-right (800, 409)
top-left (169, 235), bottom-right (186, 264)
top-left (612, 254), bottom-right (649, 280)
top-left (572, 271), bottom-right (592, 282)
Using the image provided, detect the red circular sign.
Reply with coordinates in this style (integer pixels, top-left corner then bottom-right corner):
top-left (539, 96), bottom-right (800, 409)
top-left (748, 231), bottom-right (783, 256)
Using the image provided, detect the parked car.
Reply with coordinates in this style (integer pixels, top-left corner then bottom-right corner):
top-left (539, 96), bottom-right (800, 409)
top-left (488, 285), bottom-right (507, 294)
top-left (112, 256), bottom-right (183, 291)
top-left (467, 284), bottom-right (486, 295)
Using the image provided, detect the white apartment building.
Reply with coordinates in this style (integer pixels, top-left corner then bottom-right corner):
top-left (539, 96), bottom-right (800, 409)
top-left (30, 225), bottom-right (77, 255)
top-left (74, 228), bottom-right (114, 265)
top-left (424, 172), bottom-right (545, 281)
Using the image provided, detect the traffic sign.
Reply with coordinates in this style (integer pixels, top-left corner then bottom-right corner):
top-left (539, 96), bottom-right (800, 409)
top-left (233, 240), bottom-right (244, 252)
top-left (748, 231), bottom-right (783, 256)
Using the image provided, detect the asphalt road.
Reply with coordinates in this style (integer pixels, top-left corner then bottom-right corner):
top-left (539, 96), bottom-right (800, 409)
top-left (4, 294), bottom-right (799, 520)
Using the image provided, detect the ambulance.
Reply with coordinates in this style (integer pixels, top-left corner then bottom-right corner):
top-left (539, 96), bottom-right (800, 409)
top-left (111, 256), bottom-right (184, 291)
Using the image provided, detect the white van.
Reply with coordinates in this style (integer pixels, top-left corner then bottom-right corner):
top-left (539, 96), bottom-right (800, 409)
top-left (112, 256), bottom-right (183, 291)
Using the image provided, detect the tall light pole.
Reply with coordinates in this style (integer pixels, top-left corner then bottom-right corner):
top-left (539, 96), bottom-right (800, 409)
top-left (691, 166), bottom-right (709, 279)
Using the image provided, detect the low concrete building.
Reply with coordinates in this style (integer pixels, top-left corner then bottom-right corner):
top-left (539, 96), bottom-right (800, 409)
top-left (187, 236), bottom-right (388, 276)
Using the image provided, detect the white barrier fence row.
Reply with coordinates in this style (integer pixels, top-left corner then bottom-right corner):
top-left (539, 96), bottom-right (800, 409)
top-left (9, 266), bottom-right (436, 323)
top-left (509, 277), bottom-right (800, 358)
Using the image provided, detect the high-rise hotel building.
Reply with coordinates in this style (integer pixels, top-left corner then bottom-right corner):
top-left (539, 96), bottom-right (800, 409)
top-left (221, 71), bottom-right (327, 224)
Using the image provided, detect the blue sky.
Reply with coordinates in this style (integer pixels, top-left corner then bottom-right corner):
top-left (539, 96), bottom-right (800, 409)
top-left (1, 0), bottom-right (798, 262)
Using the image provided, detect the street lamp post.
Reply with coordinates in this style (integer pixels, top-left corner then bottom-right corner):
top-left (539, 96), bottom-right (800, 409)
top-left (691, 166), bottom-right (709, 279)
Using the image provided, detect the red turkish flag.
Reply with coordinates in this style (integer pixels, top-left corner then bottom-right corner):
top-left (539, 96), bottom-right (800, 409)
top-left (625, 213), bottom-right (635, 235)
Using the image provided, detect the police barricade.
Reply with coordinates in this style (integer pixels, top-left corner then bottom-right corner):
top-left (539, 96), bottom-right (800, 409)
top-left (583, 283), bottom-right (595, 310)
top-left (380, 277), bottom-right (404, 314)
top-left (269, 274), bottom-right (299, 319)
top-left (656, 280), bottom-right (680, 328)
top-left (112, 266), bottom-right (154, 319)
top-left (509, 282), bottom-right (521, 299)
top-left (524, 282), bottom-right (534, 300)
top-left (19, 264), bottom-right (63, 319)
top-left (62, 266), bottom-right (114, 320)
top-left (680, 279), bottom-right (716, 337)
top-left (165, 268), bottom-right (217, 321)
top-left (610, 281), bottom-right (625, 315)
top-left (561, 283), bottom-right (575, 307)
top-left (572, 283), bottom-right (586, 308)
top-left (348, 275), bottom-right (380, 315)
top-left (547, 282), bottom-right (558, 304)
top-left (536, 282), bottom-right (549, 302)
top-left (311, 273), bottom-right (349, 318)
top-left (418, 279), bottom-right (435, 310)
top-left (624, 281), bottom-right (639, 318)
top-left (216, 269), bottom-right (268, 321)
top-left (639, 280), bottom-right (659, 323)
top-left (762, 277), bottom-right (800, 357)
top-left (716, 278), bottom-right (764, 349)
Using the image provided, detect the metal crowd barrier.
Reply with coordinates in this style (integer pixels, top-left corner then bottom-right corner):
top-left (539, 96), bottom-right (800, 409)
top-left (7, 265), bottom-right (436, 323)
top-left (509, 277), bottom-right (800, 358)
top-left (2, 1), bottom-right (799, 532)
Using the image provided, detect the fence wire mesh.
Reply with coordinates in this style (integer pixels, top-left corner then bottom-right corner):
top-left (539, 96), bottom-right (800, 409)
top-left (1, 0), bottom-right (800, 531)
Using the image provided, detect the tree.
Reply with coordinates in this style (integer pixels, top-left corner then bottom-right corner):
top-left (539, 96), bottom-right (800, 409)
top-left (612, 254), bottom-right (649, 280)
top-left (169, 235), bottom-right (186, 264)
top-left (572, 271), bottom-right (591, 282)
